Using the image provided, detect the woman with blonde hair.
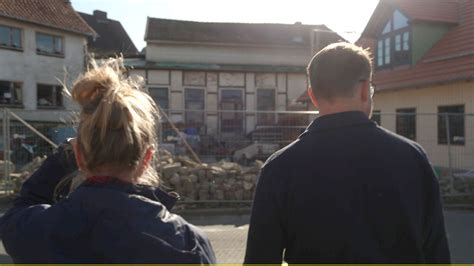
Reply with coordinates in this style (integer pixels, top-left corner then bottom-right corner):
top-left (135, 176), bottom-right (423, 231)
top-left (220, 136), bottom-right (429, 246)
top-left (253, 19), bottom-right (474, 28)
top-left (0, 58), bottom-right (216, 263)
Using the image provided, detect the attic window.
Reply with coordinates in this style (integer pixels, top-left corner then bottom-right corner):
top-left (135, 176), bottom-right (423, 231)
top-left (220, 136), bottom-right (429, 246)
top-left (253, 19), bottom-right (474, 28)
top-left (377, 9), bottom-right (411, 68)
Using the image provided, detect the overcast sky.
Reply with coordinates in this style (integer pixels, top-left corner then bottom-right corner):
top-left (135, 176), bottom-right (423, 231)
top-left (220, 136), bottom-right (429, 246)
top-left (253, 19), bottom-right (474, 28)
top-left (72, 0), bottom-right (379, 50)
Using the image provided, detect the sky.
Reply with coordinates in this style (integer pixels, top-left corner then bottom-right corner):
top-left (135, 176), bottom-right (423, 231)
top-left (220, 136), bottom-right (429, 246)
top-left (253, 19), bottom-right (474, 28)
top-left (72, 0), bottom-right (380, 51)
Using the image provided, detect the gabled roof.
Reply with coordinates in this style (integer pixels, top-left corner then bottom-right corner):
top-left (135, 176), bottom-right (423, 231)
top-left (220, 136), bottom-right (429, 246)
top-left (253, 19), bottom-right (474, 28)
top-left (79, 10), bottom-right (138, 57)
top-left (0, 0), bottom-right (95, 36)
top-left (145, 18), bottom-right (344, 47)
top-left (361, 0), bottom-right (460, 38)
top-left (359, 0), bottom-right (474, 91)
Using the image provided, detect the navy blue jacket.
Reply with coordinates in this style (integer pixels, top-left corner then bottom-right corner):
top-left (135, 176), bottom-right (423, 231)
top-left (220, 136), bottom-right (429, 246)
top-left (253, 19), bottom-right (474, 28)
top-left (245, 111), bottom-right (450, 264)
top-left (0, 145), bottom-right (216, 263)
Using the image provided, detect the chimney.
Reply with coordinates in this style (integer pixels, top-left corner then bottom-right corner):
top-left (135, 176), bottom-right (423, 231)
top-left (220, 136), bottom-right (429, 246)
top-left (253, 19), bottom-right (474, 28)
top-left (292, 22), bottom-right (304, 43)
top-left (93, 10), bottom-right (108, 21)
top-left (64, 0), bottom-right (71, 4)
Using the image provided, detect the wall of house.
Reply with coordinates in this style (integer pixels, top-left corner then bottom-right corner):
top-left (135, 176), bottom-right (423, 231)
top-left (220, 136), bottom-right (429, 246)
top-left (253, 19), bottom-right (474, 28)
top-left (146, 43), bottom-right (311, 66)
top-left (373, 80), bottom-right (474, 169)
top-left (0, 18), bottom-right (87, 122)
top-left (130, 69), bottom-right (309, 135)
top-left (412, 22), bottom-right (452, 64)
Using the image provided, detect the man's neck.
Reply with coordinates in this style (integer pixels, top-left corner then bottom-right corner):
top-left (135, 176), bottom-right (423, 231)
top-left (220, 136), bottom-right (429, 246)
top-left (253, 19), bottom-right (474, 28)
top-left (317, 101), bottom-right (366, 117)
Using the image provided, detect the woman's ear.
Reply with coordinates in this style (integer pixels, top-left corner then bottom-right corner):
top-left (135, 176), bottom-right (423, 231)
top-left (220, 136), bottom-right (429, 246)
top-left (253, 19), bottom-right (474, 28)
top-left (142, 147), bottom-right (155, 169)
top-left (71, 138), bottom-right (86, 171)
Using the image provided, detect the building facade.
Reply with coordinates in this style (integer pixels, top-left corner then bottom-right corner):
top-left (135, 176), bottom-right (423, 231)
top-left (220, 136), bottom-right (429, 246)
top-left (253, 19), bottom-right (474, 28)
top-left (357, 0), bottom-right (474, 169)
top-left (128, 18), bottom-right (342, 143)
top-left (0, 0), bottom-right (95, 122)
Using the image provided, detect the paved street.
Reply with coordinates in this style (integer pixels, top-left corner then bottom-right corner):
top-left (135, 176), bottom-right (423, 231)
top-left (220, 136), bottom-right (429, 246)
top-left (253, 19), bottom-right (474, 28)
top-left (0, 210), bottom-right (472, 263)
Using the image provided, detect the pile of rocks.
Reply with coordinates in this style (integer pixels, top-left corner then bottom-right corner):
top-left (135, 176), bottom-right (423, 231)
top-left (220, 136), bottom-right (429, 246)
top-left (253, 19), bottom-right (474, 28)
top-left (6, 150), bottom-right (263, 201)
top-left (157, 149), bottom-right (262, 201)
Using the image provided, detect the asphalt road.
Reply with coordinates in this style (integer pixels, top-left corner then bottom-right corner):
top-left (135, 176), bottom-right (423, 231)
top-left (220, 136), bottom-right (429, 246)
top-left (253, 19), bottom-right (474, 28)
top-left (0, 210), bottom-right (472, 263)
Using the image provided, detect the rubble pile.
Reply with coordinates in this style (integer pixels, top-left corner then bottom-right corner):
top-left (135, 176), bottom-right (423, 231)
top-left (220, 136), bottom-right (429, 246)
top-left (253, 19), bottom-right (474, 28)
top-left (157, 149), bottom-right (262, 201)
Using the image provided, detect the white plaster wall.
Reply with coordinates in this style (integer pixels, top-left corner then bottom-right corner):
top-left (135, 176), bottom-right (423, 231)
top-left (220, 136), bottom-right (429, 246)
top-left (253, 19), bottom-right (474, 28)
top-left (219, 72), bottom-right (245, 87)
top-left (146, 43), bottom-right (310, 66)
top-left (183, 71), bottom-right (206, 86)
top-left (374, 81), bottom-right (474, 169)
top-left (0, 18), bottom-right (86, 121)
top-left (255, 73), bottom-right (277, 88)
top-left (148, 70), bottom-right (170, 85)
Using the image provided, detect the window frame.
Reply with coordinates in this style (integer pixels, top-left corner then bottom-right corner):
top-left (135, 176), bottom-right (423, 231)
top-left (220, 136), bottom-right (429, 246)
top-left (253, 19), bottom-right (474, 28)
top-left (184, 88), bottom-right (206, 127)
top-left (37, 84), bottom-right (63, 109)
top-left (0, 80), bottom-right (23, 107)
top-left (148, 87), bottom-right (169, 112)
top-left (0, 25), bottom-right (23, 51)
top-left (438, 105), bottom-right (465, 146)
top-left (35, 32), bottom-right (64, 57)
top-left (376, 9), bottom-right (411, 69)
top-left (396, 108), bottom-right (417, 140)
top-left (256, 88), bottom-right (276, 125)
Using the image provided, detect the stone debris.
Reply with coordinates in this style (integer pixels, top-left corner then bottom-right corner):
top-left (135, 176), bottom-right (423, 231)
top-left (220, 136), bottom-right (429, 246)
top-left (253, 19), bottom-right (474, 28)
top-left (9, 150), bottom-right (262, 201)
top-left (157, 149), bottom-right (262, 201)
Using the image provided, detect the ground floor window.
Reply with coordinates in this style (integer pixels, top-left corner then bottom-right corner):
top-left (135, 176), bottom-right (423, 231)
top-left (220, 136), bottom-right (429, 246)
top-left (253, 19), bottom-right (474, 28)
top-left (0, 81), bottom-right (22, 106)
top-left (438, 105), bottom-right (465, 145)
top-left (396, 108), bottom-right (416, 140)
top-left (220, 88), bottom-right (244, 133)
top-left (149, 87), bottom-right (169, 111)
top-left (257, 88), bottom-right (276, 125)
top-left (185, 88), bottom-right (205, 126)
top-left (37, 84), bottom-right (62, 108)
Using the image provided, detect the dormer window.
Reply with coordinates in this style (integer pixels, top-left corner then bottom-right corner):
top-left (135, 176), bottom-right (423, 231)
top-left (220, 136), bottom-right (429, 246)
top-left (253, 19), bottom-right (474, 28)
top-left (377, 9), bottom-right (411, 68)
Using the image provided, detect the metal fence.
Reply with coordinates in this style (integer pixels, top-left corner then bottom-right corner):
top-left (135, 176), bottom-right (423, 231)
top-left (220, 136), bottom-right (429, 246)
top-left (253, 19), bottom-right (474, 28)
top-left (0, 109), bottom-right (67, 195)
top-left (0, 108), bottom-right (473, 201)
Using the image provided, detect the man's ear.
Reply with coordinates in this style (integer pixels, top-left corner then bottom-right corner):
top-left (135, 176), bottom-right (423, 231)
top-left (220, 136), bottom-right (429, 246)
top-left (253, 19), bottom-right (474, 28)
top-left (308, 87), bottom-right (319, 110)
top-left (360, 80), bottom-right (370, 102)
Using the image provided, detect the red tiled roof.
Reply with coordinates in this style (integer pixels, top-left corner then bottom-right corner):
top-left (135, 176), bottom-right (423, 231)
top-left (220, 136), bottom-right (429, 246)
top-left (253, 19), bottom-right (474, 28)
top-left (361, 0), bottom-right (460, 39)
top-left (361, 0), bottom-right (474, 92)
top-left (298, 0), bottom-right (474, 102)
top-left (394, 0), bottom-right (460, 24)
top-left (0, 0), bottom-right (96, 36)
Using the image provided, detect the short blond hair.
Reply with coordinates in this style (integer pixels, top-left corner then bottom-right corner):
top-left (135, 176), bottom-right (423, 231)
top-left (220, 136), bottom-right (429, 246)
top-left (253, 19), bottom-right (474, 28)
top-left (307, 42), bottom-right (373, 100)
top-left (72, 58), bottom-right (159, 185)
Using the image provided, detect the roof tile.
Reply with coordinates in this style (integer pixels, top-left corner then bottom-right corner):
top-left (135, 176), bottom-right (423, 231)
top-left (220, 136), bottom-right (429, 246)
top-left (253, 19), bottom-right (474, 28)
top-left (0, 0), bottom-right (95, 36)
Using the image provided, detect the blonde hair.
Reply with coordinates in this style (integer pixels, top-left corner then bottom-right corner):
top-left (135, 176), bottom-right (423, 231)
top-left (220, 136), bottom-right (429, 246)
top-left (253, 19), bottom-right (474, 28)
top-left (71, 58), bottom-right (160, 186)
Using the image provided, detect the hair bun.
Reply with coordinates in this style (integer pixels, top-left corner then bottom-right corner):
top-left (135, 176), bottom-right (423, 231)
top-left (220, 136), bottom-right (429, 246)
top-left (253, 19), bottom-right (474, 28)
top-left (72, 60), bottom-right (124, 108)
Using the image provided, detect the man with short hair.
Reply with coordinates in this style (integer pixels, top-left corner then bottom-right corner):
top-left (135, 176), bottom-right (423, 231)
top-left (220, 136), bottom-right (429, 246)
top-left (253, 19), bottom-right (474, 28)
top-left (244, 42), bottom-right (450, 264)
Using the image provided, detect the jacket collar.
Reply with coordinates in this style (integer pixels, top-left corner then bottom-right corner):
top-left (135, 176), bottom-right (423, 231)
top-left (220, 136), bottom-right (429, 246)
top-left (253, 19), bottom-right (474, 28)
top-left (81, 177), bottom-right (179, 210)
top-left (301, 111), bottom-right (375, 137)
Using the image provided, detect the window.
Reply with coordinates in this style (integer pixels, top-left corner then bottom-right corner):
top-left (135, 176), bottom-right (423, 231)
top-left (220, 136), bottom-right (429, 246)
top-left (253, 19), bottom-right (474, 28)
top-left (0, 25), bottom-right (22, 49)
top-left (220, 89), bottom-right (244, 133)
top-left (371, 110), bottom-right (381, 125)
top-left (377, 10), bottom-right (411, 68)
top-left (149, 87), bottom-right (169, 111)
top-left (0, 81), bottom-right (22, 106)
top-left (185, 88), bottom-right (205, 126)
top-left (438, 105), bottom-right (465, 145)
top-left (396, 108), bottom-right (416, 140)
top-left (37, 84), bottom-right (63, 108)
top-left (257, 89), bottom-right (275, 125)
top-left (36, 33), bottom-right (63, 55)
